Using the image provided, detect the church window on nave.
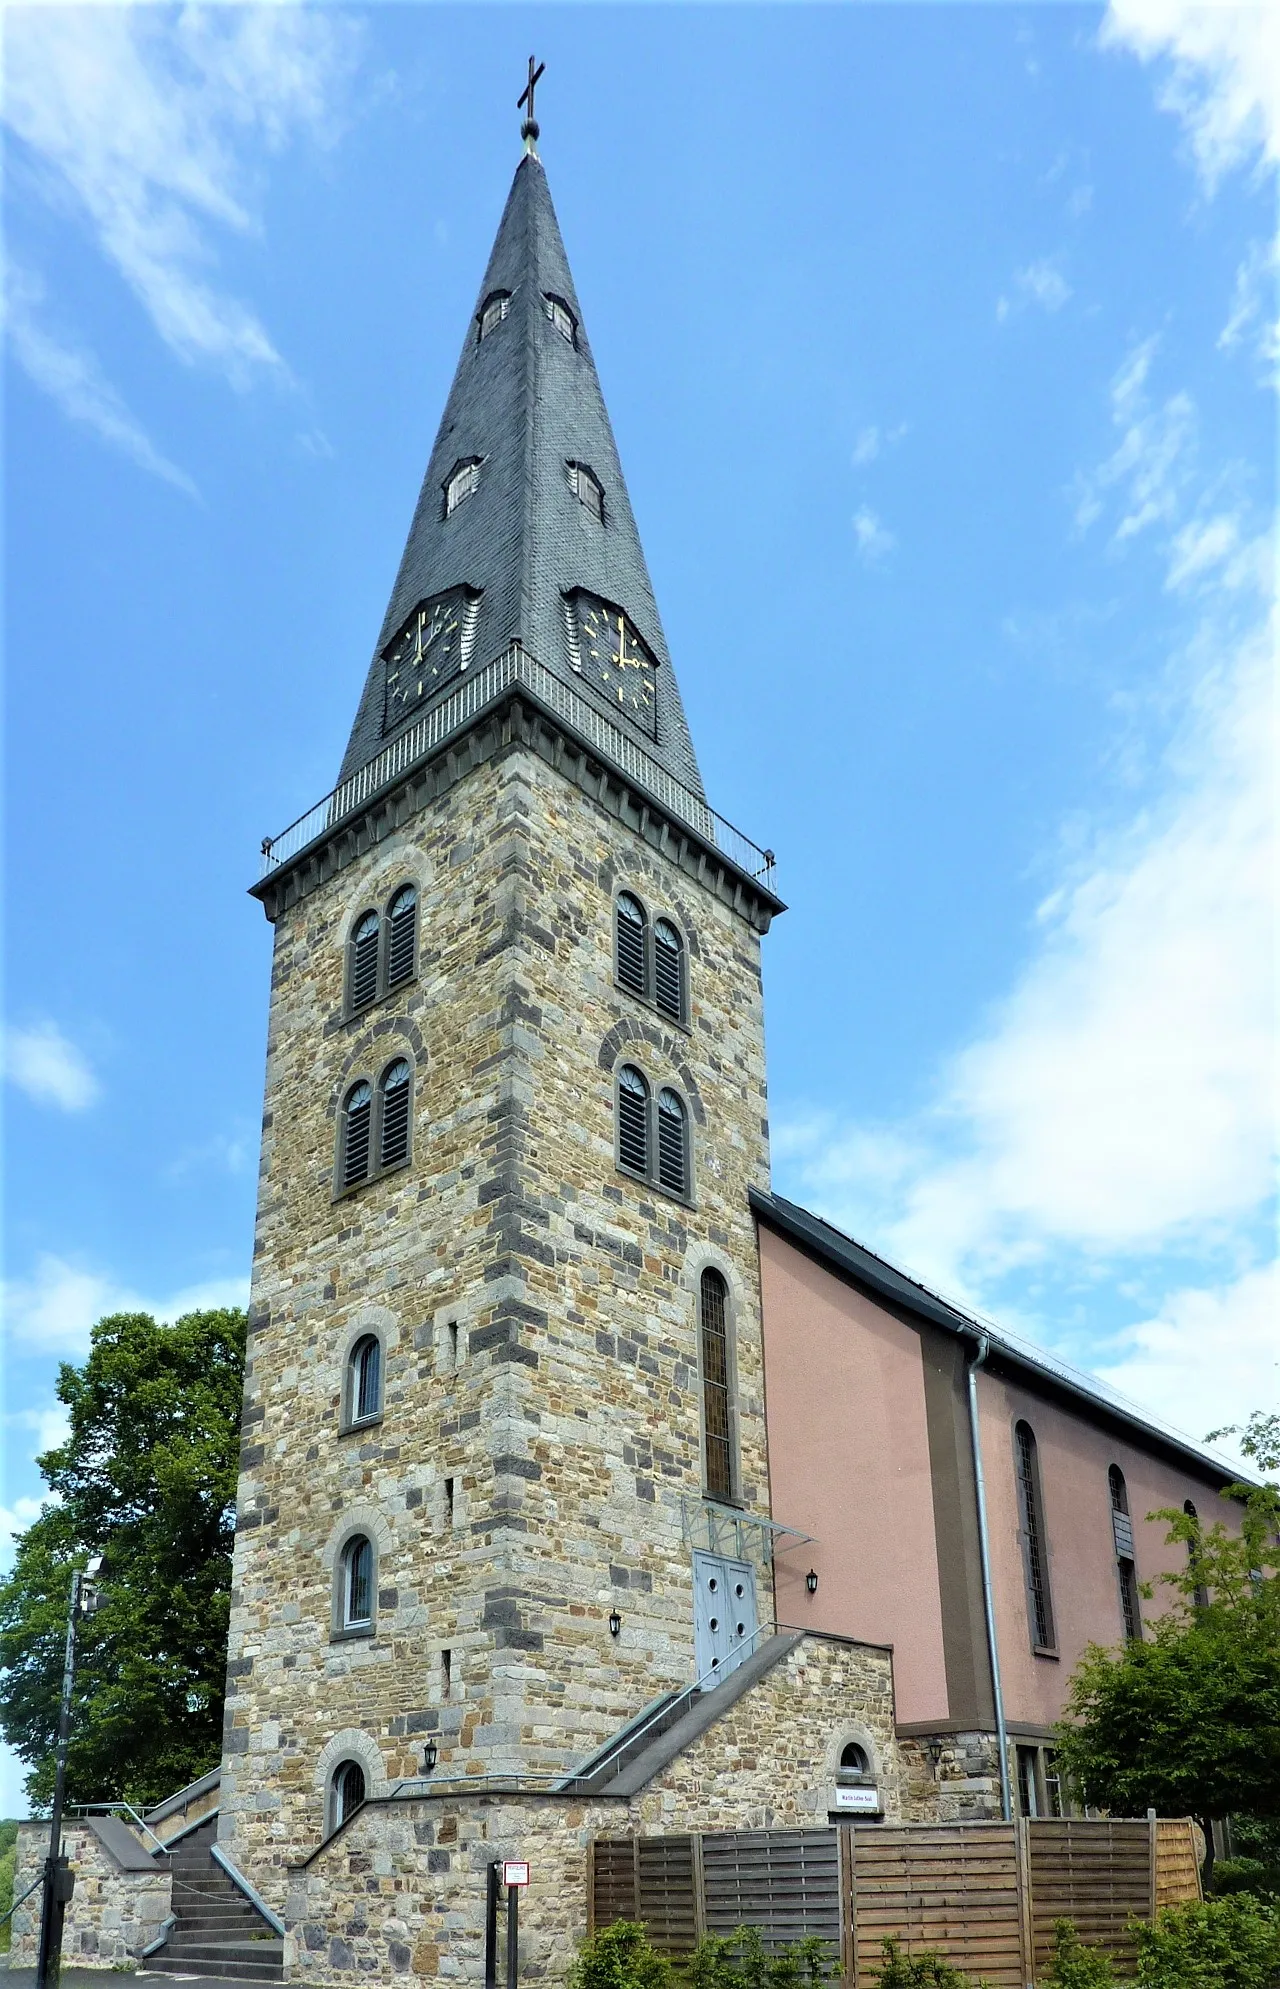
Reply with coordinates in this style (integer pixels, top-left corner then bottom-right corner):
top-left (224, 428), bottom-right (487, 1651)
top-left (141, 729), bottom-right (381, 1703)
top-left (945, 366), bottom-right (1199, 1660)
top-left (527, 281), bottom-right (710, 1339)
top-left (444, 458), bottom-right (482, 515)
top-left (379, 1059), bottom-right (412, 1170)
top-left (1184, 1500), bottom-right (1209, 1608)
top-left (477, 290), bottom-right (510, 339)
top-left (657, 1088), bottom-right (689, 1198)
top-left (700, 1268), bottom-right (733, 1502)
top-left (342, 1536), bottom-right (374, 1630)
top-left (328, 1760), bottom-right (366, 1835)
top-left (567, 461), bottom-right (604, 522)
top-left (543, 293), bottom-right (577, 344)
top-left (347, 1335), bottom-right (382, 1426)
top-left (1014, 1421), bottom-right (1056, 1652)
top-left (341, 1082), bottom-right (373, 1189)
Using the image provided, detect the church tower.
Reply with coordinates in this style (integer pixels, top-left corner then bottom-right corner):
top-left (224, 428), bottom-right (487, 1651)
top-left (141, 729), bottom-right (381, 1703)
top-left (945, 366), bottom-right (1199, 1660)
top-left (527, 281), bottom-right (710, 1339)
top-left (221, 126), bottom-right (783, 1865)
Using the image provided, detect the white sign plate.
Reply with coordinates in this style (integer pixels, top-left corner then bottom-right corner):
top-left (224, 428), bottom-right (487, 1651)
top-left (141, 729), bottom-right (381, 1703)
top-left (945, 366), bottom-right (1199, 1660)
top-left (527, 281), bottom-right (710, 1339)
top-left (835, 1786), bottom-right (880, 1812)
top-left (503, 1862), bottom-right (530, 1888)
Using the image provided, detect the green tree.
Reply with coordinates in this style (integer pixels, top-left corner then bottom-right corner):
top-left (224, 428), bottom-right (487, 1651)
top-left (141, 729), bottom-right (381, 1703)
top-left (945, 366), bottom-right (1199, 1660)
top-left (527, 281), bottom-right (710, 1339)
top-left (1206, 1412), bottom-right (1280, 1479)
top-left (1054, 1482), bottom-right (1280, 1885)
top-left (0, 1308), bottom-right (246, 1809)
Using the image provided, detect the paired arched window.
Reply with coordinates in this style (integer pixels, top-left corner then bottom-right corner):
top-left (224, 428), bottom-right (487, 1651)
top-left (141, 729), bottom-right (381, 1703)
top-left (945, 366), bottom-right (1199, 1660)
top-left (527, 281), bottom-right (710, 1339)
top-left (477, 291), bottom-right (510, 339)
top-left (1109, 1466), bottom-right (1141, 1643)
top-left (1184, 1500), bottom-right (1209, 1608)
top-left (614, 894), bottom-right (686, 1023)
top-left (338, 1057), bottom-right (416, 1192)
top-left (328, 1760), bottom-right (366, 1835)
top-left (615, 1065), bottom-right (690, 1199)
top-left (346, 1335), bottom-right (383, 1427)
top-left (347, 885), bottom-right (418, 1013)
top-left (341, 1536), bottom-right (374, 1632)
top-left (1014, 1421), bottom-right (1055, 1652)
top-left (700, 1268), bottom-right (733, 1502)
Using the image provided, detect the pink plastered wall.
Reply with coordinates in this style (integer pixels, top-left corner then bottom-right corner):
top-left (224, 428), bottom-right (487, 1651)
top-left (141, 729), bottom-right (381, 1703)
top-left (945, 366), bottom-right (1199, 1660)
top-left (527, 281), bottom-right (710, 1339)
top-left (977, 1369), bottom-right (1243, 1730)
top-left (757, 1227), bottom-right (950, 1725)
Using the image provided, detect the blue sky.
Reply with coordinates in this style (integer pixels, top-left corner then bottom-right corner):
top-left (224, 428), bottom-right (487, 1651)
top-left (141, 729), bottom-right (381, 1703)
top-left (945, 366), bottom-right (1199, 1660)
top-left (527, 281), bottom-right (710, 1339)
top-left (2, 2), bottom-right (1276, 1811)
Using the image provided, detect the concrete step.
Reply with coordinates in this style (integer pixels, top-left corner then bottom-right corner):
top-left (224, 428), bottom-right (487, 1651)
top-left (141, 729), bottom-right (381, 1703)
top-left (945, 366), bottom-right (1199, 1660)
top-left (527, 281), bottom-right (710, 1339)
top-left (141, 1948), bottom-right (283, 1983)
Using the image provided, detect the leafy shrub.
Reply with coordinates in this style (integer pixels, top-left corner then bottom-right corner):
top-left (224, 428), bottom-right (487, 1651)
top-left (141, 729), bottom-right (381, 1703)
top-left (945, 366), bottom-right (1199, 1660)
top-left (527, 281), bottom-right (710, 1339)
top-left (571, 1921), bottom-right (673, 1989)
top-left (0, 1820), bottom-right (17, 1957)
top-left (685, 1927), bottom-right (832, 1989)
top-left (1213, 1858), bottom-right (1280, 1900)
top-left (871, 1936), bottom-right (994, 1987)
top-left (1042, 1920), bottom-right (1117, 1987)
top-left (1135, 1893), bottom-right (1280, 1989)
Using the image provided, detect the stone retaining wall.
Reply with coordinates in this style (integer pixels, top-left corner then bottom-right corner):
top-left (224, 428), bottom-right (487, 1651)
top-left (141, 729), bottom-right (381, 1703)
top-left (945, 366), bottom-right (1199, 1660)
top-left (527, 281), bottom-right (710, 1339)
top-left (9, 1820), bottom-right (172, 1970)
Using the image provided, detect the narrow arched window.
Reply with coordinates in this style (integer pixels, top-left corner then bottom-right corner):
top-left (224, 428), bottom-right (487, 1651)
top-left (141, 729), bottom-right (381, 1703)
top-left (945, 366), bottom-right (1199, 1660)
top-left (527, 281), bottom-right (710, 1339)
top-left (657, 1089), bottom-right (688, 1197)
top-left (477, 291), bottom-right (510, 339)
top-left (329, 1760), bottom-right (366, 1834)
top-left (653, 920), bottom-right (684, 1022)
top-left (567, 461), bottom-right (604, 522)
top-left (617, 1064), bottom-right (649, 1175)
top-left (1014, 1422), bottom-right (1055, 1651)
top-left (544, 293), bottom-right (576, 344)
top-left (341, 1082), bottom-right (373, 1189)
top-left (350, 912), bottom-right (380, 1011)
top-left (379, 1059), bottom-right (412, 1170)
top-left (343, 1536), bottom-right (373, 1629)
top-left (837, 1742), bottom-right (871, 1784)
top-left (616, 894), bottom-right (647, 996)
top-left (1109, 1467), bottom-right (1140, 1642)
top-left (700, 1269), bottom-right (732, 1502)
top-left (349, 1335), bottom-right (382, 1424)
top-left (1184, 1500), bottom-right (1209, 1608)
top-left (386, 886), bottom-right (417, 989)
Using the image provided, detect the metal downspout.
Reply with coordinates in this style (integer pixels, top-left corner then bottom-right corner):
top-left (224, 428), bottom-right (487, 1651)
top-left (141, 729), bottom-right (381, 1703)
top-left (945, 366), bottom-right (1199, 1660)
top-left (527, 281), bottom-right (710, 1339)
top-left (967, 1332), bottom-right (1012, 1821)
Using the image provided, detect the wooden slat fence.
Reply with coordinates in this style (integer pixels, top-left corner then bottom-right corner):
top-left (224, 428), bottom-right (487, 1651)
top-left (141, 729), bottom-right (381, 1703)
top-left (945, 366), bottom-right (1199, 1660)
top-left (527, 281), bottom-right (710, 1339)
top-left (590, 1818), bottom-right (1203, 1983)
top-left (848, 1824), bottom-right (1026, 1989)
top-left (1026, 1819), bottom-right (1152, 1974)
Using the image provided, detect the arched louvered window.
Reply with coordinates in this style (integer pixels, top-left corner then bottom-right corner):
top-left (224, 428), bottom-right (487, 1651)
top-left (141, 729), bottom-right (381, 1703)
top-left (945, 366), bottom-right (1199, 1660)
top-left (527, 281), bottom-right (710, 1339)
top-left (653, 920), bottom-right (684, 1022)
top-left (343, 1536), bottom-right (373, 1629)
top-left (700, 1269), bottom-right (733, 1501)
top-left (1109, 1467), bottom-right (1141, 1642)
top-left (544, 293), bottom-right (577, 344)
top-left (341, 1082), bottom-right (373, 1189)
top-left (350, 912), bottom-right (380, 1012)
top-left (379, 1059), bottom-right (412, 1170)
top-left (329, 1759), bottom-right (366, 1834)
top-left (1184, 1500), bottom-right (1209, 1608)
top-left (349, 1335), bottom-right (382, 1425)
top-left (386, 886), bottom-right (417, 989)
top-left (568, 461), bottom-right (604, 521)
top-left (617, 1064), bottom-right (649, 1175)
top-left (478, 291), bottom-right (510, 339)
top-left (657, 1088), bottom-right (688, 1197)
top-left (445, 458), bottom-right (481, 515)
top-left (616, 894), bottom-right (647, 996)
top-left (1014, 1422), bottom-right (1055, 1651)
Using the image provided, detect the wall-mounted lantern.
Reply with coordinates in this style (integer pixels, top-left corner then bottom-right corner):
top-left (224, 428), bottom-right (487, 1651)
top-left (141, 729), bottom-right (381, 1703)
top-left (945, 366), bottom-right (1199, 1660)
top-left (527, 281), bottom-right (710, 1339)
top-left (805, 1569), bottom-right (819, 1596)
top-left (608, 1609), bottom-right (622, 1638)
top-left (422, 1739), bottom-right (438, 1775)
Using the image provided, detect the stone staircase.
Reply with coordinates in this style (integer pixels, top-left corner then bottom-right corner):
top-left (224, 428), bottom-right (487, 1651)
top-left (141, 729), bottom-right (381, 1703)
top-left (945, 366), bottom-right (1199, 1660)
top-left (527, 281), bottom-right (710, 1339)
top-left (142, 1817), bottom-right (283, 1982)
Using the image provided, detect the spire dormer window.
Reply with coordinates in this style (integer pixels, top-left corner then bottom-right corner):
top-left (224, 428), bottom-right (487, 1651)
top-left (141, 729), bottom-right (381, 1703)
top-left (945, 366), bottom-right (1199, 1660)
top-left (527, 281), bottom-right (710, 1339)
top-left (567, 462), bottom-right (604, 523)
top-left (477, 291), bottom-right (510, 340)
top-left (444, 457), bottom-right (482, 516)
top-left (543, 293), bottom-right (577, 346)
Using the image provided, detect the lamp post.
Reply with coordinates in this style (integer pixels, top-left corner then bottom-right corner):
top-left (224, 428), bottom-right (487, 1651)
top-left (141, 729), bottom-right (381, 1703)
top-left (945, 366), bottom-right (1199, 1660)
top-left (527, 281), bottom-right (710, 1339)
top-left (35, 1558), bottom-right (103, 1989)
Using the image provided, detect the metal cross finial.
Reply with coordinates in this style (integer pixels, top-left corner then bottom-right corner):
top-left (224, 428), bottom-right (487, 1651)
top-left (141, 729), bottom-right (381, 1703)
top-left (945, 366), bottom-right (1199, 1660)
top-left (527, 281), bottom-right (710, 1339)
top-left (518, 55), bottom-right (545, 151)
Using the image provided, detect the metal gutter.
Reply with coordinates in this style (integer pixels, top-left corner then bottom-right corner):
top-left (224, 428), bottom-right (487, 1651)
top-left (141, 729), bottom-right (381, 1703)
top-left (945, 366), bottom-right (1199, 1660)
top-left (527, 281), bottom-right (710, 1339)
top-left (966, 1333), bottom-right (1012, 1821)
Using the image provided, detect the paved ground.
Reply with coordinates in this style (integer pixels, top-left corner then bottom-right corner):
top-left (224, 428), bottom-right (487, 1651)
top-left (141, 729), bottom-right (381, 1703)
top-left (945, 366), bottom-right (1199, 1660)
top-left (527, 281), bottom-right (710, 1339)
top-left (3, 1969), bottom-right (274, 1989)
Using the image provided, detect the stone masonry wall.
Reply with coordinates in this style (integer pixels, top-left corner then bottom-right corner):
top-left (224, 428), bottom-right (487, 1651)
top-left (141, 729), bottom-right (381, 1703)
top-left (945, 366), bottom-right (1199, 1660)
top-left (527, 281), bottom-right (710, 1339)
top-left (222, 736), bottom-right (775, 1883)
top-left (9, 1820), bottom-right (172, 1969)
top-left (897, 1732), bottom-right (1002, 1823)
top-left (278, 1633), bottom-right (901, 1985)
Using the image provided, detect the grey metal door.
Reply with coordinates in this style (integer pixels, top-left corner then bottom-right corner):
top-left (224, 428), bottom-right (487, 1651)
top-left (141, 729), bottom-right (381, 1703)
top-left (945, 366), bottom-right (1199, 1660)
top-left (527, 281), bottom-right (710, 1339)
top-left (693, 1551), bottom-right (757, 1682)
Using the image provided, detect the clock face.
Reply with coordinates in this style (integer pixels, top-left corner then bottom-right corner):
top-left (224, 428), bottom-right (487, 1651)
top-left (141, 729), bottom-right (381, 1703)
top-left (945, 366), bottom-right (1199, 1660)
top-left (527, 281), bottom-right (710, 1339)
top-left (576, 596), bottom-right (658, 735)
top-left (383, 592), bottom-right (469, 728)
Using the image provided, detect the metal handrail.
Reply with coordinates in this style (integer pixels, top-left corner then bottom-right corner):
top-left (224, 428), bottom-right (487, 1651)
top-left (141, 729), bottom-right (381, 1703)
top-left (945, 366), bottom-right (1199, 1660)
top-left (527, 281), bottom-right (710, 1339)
top-left (209, 1842), bottom-right (286, 1936)
top-left (259, 643), bottom-right (778, 896)
top-left (68, 1800), bottom-right (169, 1858)
top-left (0, 1872), bottom-right (45, 1928)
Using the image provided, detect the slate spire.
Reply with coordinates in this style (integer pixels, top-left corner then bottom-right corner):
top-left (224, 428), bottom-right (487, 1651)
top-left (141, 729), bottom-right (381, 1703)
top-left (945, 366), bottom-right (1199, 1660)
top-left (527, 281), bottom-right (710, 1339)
top-left (338, 153), bottom-right (704, 798)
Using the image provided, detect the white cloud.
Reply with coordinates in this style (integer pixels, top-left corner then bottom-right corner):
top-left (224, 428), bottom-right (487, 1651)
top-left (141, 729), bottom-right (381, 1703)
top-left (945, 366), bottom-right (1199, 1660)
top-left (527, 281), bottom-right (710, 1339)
top-left (2, 4), bottom-right (357, 387)
top-left (1074, 336), bottom-right (1197, 542)
top-left (0, 1497), bottom-right (47, 1578)
top-left (2, 1254), bottom-right (250, 1358)
top-left (853, 505), bottom-right (896, 562)
top-left (997, 257), bottom-right (1073, 321)
top-left (5, 264), bottom-right (198, 493)
top-left (1102, 0), bottom-right (1280, 188)
top-left (1097, 1262), bottom-right (1280, 1468)
top-left (1219, 236), bottom-right (1280, 370)
top-left (853, 422), bottom-right (908, 467)
top-left (3, 1020), bottom-right (101, 1112)
top-left (9, 1404), bottom-right (73, 1456)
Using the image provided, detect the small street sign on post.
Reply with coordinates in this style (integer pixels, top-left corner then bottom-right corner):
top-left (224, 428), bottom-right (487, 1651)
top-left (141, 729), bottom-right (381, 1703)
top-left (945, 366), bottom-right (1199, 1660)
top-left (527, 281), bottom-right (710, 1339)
top-left (502, 1862), bottom-right (530, 1888)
